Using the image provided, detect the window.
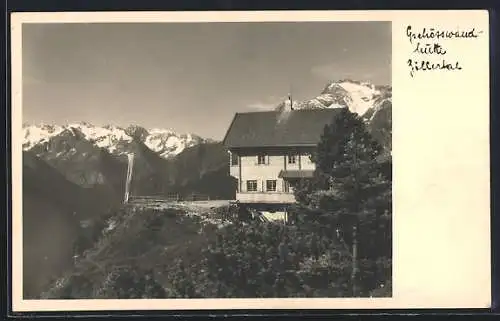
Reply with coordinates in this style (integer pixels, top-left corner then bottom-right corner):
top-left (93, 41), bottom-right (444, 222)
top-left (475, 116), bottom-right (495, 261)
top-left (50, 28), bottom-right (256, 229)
top-left (236, 179), bottom-right (239, 192)
top-left (288, 154), bottom-right (297, 164)
top-left (231, 153), bottom-right (239, 166)
top-left (257, 154), bottom-right (266, 165)
top-left (247, 180), bottom-right (258, 192)
top-left (284, 181), bottom-right (290, 193)
top-left (266, 180), bottom-right (277, 192)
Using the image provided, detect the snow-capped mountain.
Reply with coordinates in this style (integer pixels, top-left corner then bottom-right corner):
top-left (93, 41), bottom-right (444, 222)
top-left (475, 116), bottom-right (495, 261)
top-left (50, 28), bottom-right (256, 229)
top-left (22, 122), bottom-right (208, 159)
top-left (144, 128), bottom-right (206, 159)
top-left (23, 124), bottom-right (65, 151)
top-left (276, 79), bottom-right (392, 151)
top-left (276, 79), bottom-right (391, 119)
top-left (22, 121), bottom-right (225, 199)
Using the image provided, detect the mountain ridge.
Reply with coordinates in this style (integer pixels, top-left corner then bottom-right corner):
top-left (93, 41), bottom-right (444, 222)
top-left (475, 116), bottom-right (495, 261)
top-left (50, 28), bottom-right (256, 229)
top-left (276, 79), bottom-right (391, 117)
top-left (23, 122), bottom-right (209, 159)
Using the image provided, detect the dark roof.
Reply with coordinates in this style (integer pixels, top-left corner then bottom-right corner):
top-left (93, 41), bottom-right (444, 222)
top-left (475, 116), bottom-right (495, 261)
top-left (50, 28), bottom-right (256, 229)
top-left (222, 109), bottom-right (343, 148)
top-left (278, 169), bottom-right (315, 179)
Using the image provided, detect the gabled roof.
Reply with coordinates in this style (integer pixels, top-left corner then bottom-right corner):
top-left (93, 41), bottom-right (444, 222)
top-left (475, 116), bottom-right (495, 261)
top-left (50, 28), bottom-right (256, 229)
top-left (222, 108), bottom-right (343, 148)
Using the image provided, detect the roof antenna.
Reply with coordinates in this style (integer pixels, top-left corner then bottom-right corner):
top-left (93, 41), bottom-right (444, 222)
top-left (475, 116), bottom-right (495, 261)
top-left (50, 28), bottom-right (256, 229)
top-left (288, 84), bottom-right (294, 111)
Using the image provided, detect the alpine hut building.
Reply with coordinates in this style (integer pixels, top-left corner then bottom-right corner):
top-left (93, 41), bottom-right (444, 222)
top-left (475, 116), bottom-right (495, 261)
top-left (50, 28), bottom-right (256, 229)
top-left (222, 95), bottom-right (343, 222)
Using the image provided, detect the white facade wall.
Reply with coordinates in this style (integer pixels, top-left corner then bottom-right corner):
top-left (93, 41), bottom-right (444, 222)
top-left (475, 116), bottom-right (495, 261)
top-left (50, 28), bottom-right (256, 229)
top-left (300, 154), bottom-right (315, 171)
top-left (240, 154), bottom-right (286, 192)
top-left (228, 150), bottom-right (315, 204)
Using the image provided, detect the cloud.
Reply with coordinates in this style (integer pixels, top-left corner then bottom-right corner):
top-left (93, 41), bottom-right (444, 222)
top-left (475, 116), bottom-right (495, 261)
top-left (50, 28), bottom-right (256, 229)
top-left (246, 95), bottom-right (286, 111)
top-left (247, 102), bottom-right (277, 111)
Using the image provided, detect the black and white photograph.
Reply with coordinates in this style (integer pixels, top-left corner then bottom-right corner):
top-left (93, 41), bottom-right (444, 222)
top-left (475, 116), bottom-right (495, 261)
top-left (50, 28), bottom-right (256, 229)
top-left (10, 9), bottom-right (493, 313)
top-left (20, 20), bottom-right (393, 300)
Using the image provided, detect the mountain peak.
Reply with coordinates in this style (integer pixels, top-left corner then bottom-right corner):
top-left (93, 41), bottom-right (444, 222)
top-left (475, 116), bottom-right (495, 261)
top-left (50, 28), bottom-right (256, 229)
top-left (23, 123), bottom-right (209, 159)
top-left (276, 79), bottom-right (391, 117)
top-left (124, 125), bottom-right (150, 141)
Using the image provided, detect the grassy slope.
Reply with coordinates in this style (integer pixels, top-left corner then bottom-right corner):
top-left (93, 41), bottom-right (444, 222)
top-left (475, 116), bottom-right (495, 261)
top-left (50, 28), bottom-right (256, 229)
top-left (40, 204), bottom-right (222, 299)
top-left (41, 203), bottom-right (391, 299)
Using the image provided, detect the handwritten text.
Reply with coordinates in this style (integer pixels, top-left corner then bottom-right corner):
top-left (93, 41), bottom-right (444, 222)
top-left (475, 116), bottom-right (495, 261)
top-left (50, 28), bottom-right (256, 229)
top-left (406, 25), bottom-right (483, 77)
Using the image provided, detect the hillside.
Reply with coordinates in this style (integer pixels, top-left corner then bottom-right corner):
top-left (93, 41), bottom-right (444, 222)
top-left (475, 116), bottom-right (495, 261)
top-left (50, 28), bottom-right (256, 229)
top-left (40, 203), bottom-right (390, 299)
top-left (23, 150), bottom-right (117, 213)
top-left (161, 142), bottom-right (236, 200)
top-left (39, 204), bottom-right (228, 299)
top-left (22, 141), bottom-right (234, 299)
top-left (22, 151), bottom-right (120, 298)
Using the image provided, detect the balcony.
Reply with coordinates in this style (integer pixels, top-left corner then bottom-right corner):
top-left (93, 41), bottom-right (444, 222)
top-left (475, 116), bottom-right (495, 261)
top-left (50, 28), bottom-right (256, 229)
top-left (236, 192), bottom-right (296, 204)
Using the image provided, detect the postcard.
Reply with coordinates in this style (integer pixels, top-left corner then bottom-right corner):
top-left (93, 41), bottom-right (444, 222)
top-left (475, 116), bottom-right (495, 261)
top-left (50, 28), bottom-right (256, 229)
top-left (10, 10), bottom-right (491, 312)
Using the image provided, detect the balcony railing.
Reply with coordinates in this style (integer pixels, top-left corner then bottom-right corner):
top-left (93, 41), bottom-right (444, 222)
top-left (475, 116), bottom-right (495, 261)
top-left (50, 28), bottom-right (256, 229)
top-left (236, 192), bottom-right (296, 204)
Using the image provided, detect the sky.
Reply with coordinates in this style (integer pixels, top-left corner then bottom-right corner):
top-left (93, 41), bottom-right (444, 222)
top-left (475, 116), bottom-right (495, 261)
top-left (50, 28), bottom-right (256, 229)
top-left (22, 21), bottom-right (391, 140)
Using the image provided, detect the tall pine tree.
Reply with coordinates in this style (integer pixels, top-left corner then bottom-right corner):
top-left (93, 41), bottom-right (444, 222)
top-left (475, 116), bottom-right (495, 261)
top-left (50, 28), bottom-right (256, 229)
top-left (292, 107), bottom-right (392, 296)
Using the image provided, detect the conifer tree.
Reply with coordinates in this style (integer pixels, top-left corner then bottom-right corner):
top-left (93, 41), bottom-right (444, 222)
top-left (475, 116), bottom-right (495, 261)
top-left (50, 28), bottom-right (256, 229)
top-left (293, 107), bottom-right (392, 295)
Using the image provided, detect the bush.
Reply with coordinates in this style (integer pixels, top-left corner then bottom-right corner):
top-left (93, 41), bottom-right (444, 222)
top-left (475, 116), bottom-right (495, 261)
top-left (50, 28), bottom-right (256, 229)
top-left (163, 220), bottom-right (386, 298)
top-left (93, 265), bottom-right (167, 299)
top-left (42, 206), bottom-right (203, 299)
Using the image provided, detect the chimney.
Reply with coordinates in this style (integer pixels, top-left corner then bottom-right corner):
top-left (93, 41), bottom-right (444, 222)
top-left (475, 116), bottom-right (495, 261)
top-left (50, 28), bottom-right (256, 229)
top-left (280, 93), bottom-right (293, 112)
